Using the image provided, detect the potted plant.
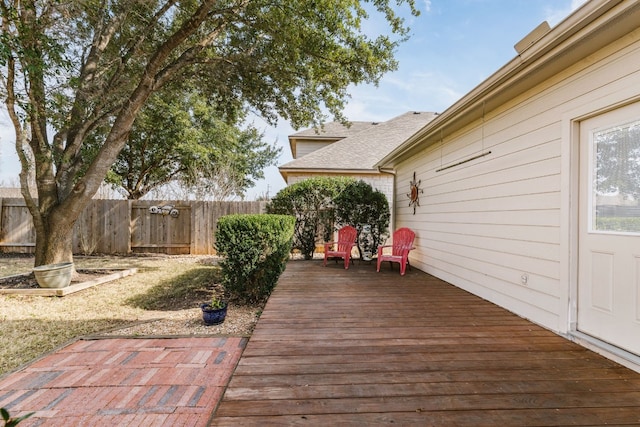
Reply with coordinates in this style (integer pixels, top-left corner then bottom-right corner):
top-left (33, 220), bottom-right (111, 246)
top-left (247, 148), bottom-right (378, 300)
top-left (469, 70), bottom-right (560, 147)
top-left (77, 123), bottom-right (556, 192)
top-left (32, 262), bottom-right (74, 288)
top-left (200, 296), bottom-right (228, 326)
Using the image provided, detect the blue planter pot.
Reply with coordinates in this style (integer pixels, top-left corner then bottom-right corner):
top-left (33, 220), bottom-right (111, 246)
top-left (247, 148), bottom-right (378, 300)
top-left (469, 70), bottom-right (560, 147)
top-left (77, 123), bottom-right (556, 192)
top-left (201, 302), bottom-right (228, 326)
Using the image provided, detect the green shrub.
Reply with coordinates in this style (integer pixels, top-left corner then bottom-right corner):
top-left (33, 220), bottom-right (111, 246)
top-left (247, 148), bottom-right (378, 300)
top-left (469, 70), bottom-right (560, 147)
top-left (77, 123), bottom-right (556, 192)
top-left (216, 214), bottom-right (295, 304)
top-left (266, 177), bottom-right (353, 259)
top-left (595, 216), bottom-right (640, 233)
top-left (1, 407), bottom-right (34, 427)
top-left (334, 180), bottom-right (390, 252)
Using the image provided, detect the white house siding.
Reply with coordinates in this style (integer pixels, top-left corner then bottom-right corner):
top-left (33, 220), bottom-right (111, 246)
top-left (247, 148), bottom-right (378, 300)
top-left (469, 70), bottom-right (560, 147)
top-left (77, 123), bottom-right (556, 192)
top-left (393, 29), bottom-right (640, 334)
top-left (294, 141), bottom-right (334, 158)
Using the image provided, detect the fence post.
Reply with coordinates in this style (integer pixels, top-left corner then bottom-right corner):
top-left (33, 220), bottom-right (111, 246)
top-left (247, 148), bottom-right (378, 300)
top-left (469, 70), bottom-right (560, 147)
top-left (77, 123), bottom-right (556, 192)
top-left (0, 198), bottom-right (4, 242)
top-left (0, 199), bottom-right (267, 255)
top-left (126, 200), bottom-right (133, 254)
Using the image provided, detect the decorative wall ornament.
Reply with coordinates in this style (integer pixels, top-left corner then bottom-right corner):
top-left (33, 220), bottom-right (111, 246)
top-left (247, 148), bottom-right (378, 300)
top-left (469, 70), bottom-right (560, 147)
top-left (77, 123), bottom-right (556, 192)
top-left (149, 205), bottom-right (180, 218)
top-left (407, 172), bottom-right (423, 215)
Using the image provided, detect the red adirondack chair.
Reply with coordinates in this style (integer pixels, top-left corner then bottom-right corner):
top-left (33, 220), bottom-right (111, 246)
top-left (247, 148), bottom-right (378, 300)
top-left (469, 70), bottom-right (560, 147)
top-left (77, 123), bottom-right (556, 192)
top-left (376, 227), bottom-right (416, 275)
top-left (323, 225), bottom-right (358, 269)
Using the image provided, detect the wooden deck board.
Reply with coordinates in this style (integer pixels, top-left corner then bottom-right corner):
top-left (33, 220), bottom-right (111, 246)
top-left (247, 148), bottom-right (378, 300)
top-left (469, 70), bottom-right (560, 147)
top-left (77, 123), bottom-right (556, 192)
top-left (211, 260), bottom-right (640, 426)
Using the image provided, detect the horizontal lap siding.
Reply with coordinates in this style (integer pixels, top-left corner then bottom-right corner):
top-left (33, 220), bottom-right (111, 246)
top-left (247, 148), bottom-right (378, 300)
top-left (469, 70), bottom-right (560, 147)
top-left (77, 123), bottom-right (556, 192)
top-left (296, 141), bottom-right (333, 158)
top-left (395, 31), bottom-right (640, 331)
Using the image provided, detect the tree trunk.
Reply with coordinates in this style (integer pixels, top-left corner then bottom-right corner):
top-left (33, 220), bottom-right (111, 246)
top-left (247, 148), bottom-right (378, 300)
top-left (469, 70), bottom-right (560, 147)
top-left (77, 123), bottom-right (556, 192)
top-left (33, 210), bottom-right (75, 267)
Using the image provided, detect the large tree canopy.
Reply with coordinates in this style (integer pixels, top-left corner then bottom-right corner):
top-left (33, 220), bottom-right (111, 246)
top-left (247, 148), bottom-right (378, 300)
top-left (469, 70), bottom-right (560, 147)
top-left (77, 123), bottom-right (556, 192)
top-left (0, 0), bottom-right (418, 266)
top-left (106, 88), bottom-right (280, 200)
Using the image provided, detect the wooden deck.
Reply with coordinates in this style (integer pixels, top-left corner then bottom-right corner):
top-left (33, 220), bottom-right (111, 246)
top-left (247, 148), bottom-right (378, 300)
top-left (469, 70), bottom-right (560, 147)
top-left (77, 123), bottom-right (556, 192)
top-left (212, 260), bottom-right (640, 426)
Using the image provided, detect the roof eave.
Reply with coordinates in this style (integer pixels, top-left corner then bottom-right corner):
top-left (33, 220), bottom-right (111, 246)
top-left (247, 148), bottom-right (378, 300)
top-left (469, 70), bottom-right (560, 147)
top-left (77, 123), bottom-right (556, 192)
top-left (278, 167), bottom-right (383, 179)
top-left (377, 0), bottom-right (635, 168)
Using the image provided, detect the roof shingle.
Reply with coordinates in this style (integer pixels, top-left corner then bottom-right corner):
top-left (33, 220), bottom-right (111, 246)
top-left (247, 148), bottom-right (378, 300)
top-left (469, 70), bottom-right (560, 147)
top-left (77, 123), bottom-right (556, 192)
top-left (280, 111), bottom-right (437, 172)
top-left (289, 121), bottom-right (378, 139)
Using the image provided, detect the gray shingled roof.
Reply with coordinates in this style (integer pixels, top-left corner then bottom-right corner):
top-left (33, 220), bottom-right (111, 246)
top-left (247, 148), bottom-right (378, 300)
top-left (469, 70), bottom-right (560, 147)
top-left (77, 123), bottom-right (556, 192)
top-left (280, 111), bottom-right (437, 171)
top-left (289, 121), bottom-right (378, 139)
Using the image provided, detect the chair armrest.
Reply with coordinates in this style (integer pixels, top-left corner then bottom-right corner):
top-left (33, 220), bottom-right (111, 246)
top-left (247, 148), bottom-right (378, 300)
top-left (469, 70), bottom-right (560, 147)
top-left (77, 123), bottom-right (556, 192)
top-left (377, 245), bottom-right (392, 256)
top-left (393, 247), bottom-right (416, 260)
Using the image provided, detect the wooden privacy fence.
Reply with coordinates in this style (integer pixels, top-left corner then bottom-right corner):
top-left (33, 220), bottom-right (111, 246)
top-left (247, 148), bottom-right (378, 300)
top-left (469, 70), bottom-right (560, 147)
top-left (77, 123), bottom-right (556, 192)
top-left (0, 198), bottom-right (267, 255)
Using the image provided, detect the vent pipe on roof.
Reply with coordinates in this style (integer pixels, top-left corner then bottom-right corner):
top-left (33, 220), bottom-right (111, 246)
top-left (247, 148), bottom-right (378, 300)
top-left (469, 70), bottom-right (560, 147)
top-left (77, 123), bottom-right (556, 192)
top-left (514, 21), bottom-right (551, 54)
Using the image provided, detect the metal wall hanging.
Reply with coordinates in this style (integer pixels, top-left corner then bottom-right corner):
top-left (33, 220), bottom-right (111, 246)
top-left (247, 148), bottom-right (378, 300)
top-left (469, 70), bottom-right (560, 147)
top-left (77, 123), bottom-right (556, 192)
top-left (149, 204), bottom-right (180, 218)
top-left (407, 172), bottom-right (423, 215)
top-left (435, 150), bottom-right (492, 172)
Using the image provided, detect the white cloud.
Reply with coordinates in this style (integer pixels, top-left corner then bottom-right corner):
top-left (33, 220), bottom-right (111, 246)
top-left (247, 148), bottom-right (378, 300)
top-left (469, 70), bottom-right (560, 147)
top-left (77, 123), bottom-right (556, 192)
top-left (544, 0), bottom-right (589, 26)
top-left (571, 0), bottom-right (588, 10)
top-left (334, 66), bottom-right (468, 125)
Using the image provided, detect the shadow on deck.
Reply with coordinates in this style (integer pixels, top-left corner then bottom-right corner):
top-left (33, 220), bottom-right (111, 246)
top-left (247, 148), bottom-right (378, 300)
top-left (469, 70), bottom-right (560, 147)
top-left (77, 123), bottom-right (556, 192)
top-left (212, 259), bottom-right (640, 426)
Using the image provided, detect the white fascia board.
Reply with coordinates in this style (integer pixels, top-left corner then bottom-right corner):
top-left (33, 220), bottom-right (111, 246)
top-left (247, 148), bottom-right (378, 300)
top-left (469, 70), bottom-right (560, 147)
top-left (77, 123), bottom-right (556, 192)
top-left (377, 0), bottom-right (630, 168)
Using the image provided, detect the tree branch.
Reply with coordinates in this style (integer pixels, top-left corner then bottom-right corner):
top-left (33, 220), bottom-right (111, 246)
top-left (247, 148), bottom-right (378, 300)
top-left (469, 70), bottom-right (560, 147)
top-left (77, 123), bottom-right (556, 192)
top-left (64, 0), bottom-right (222, 210)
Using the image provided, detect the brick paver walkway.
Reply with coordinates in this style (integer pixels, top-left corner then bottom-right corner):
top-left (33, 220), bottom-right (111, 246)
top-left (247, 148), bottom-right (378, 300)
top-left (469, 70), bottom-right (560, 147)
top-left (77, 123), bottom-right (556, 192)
top-left (0, 337), bottom-right (247, 426)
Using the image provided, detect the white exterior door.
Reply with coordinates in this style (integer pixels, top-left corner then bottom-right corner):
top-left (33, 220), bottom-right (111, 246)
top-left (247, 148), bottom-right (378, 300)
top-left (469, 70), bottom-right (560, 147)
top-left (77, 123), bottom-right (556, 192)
top-left (578, 103), bottom-right (640, 357)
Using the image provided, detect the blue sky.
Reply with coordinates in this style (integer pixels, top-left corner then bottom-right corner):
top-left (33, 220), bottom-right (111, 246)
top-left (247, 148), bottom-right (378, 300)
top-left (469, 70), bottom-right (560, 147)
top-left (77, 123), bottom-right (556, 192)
top-left (0, 0), bottom-right (587, 198)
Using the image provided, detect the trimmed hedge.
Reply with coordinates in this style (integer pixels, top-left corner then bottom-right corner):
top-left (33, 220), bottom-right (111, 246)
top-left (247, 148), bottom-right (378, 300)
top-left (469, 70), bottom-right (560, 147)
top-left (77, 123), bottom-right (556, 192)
top-left (216, 214), bottom-right (295, 304)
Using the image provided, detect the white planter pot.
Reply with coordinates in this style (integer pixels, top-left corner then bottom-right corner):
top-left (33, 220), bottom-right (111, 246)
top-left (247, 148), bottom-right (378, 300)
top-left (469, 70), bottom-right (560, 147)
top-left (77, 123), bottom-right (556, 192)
top-left (33, 262), bottom-right (74, 288)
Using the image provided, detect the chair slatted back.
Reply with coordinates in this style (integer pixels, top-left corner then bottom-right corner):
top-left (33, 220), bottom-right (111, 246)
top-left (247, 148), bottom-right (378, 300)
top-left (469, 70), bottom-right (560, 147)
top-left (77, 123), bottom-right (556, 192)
top-left (337, 226), bottom-right (357, 252)
top-left (392, 227), bottom-right (415, 256)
